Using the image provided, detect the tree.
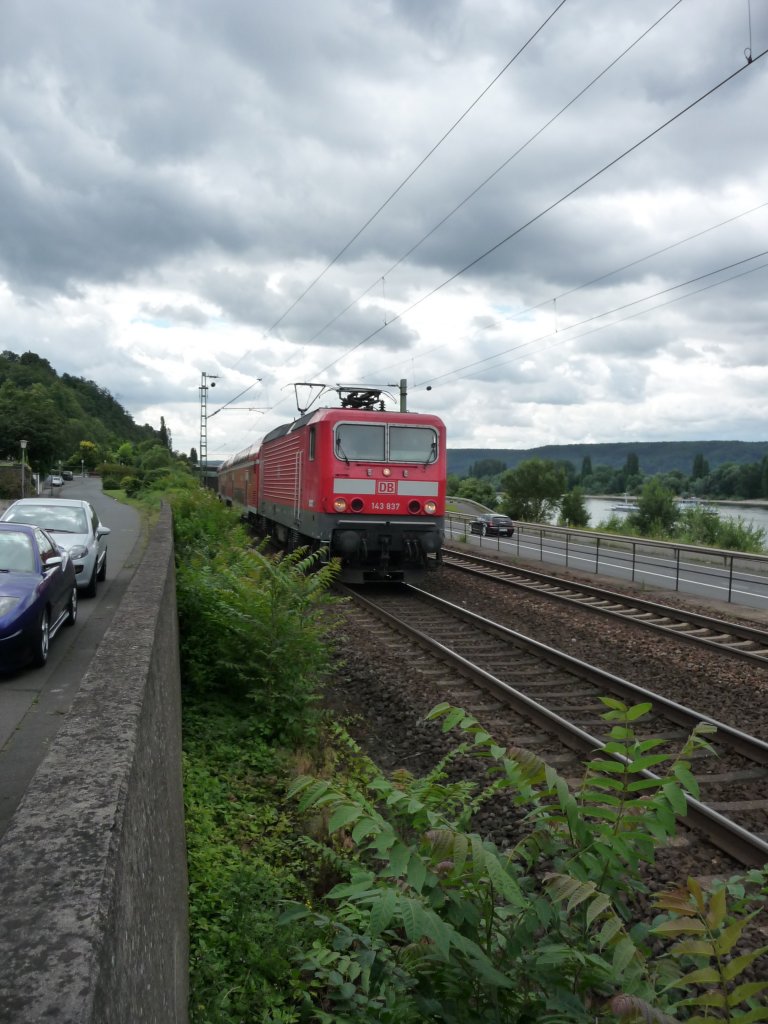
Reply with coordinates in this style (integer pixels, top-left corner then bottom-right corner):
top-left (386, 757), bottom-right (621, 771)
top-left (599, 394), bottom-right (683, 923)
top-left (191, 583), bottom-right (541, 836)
top-left (499, 458), bottom-right (566, 522)
top-left (139, 444), bottom-right (175, 471)
top-left (691, 453), bottom-right (709, 480)
top-left (115, 442), bottom-right (134, 464)
top-left (616, 452), bottom-right (642, 494)
top-left (159, 416), bottom-right (172, 450)
top-left (631, 478), bottom-right (678, 534)
top-left (467, 458), bottom-right (506, 478)
top-left (559, 487), bottom-right (590, 527)
top-left (705, 463), bottom-right (743, 498)
top-left (580, 455), bottom-right (592, 481)
top-left (79, 440), bottom-right (100, 470)
top-left (656, 469), bottom-right (686, 495)
top-left (736, 461), bottom-right (763, 499)
top-left (456, 477), bottom-right (497, 508)
top-left (0, 381), bottom-right (65, 471)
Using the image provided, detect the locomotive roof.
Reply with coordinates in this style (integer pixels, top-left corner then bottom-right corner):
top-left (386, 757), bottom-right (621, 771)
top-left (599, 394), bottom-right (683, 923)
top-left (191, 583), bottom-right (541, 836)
top-left (261, 406), bottom-right (444, 444)
top-left (221, 406), bottom-right (445, 469)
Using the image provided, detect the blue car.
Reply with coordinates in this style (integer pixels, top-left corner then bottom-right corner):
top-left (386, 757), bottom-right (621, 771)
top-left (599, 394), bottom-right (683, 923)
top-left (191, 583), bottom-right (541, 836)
top-left (0, 522), bottom-right (78, 670)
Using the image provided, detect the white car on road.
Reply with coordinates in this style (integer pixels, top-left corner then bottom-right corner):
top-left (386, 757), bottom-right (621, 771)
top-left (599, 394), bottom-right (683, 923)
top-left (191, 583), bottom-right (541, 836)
top-left (1, 498), bottom-right (110, 597)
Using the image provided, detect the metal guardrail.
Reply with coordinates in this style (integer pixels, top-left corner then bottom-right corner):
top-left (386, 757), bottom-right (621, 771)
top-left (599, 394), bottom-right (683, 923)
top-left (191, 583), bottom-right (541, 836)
top-left (444, 512), bottom-right (768, 608)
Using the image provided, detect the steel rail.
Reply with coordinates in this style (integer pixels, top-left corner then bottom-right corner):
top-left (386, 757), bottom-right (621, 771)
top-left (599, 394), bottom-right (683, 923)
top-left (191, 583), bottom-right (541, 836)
top-left (442, 548), bottom-right (768, 665)
top-left (339, 583), bottom-right (768, 867)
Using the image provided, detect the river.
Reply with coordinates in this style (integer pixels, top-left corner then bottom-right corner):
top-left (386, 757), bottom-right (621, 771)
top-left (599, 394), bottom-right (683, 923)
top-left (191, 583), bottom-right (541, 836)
top-left (584, 497), bottom-right (768, 546)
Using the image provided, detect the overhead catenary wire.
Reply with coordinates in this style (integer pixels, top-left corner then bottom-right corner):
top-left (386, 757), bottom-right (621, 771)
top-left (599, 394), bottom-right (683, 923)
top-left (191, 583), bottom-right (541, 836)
top-left (304, 0), bottom-right (685, 349)
top-left (361, 197), bottom-right (768, 385)
top-left (215, 20), bottom-right (767, 454)
top-left (310, 44), bottom-right (768, 381)
top-left (416, 251), bottom-right (768, 387)
top-left (205, 245), bottom-right (768, 460)
top-left (212, 0), bottom-right (571, 427)
top-left (234, 0), bottom-right (571, 356)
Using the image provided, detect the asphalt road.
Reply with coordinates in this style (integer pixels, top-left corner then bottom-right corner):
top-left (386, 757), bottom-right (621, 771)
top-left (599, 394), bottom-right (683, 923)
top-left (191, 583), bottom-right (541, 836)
top-left (0, 477), bottom-right (145, 840)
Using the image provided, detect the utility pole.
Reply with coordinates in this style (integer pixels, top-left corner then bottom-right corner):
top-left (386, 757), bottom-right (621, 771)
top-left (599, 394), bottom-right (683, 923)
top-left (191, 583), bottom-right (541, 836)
top-left (199, 372), bottom-right (219, 487)
top-left (20, 440), bottom-right (28, 498)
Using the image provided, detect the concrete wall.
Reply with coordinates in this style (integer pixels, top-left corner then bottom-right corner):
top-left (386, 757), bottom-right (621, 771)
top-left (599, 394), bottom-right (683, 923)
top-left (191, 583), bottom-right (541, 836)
top-left (0, 505), bottom-right (188, 1023)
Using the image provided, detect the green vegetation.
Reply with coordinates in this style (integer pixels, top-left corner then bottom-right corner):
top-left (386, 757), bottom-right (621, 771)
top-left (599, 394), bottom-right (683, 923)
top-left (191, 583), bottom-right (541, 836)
top-left (596, 480), bottom-right (767, 554)
top-left (172, 488), bottom-right (339, 1021)
top-left (450, 446), bottom-right (768, 513)
top-left (285, 702), bottom-right (768, 1022)
top-left (451, 453), bottom-right (767, 551)
top-left (448, 441), bottom-right (768, 483)
top-left (499, 457), bottom-right (567, 522)
top-left (174, 488), bottom-right (337, 741)
top-left (11, 349), bottom-right (763, 1016)
top-left (0, 350), bottom-right (166, 485)
top-left (174, 491), bottom-right (767, 1021)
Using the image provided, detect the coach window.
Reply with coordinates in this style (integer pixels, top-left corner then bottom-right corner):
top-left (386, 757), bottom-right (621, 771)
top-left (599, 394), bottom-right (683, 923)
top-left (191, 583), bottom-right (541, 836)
top-left (335, 423), bottom-right (385, 461)
top-left (309, 426), bottom-right (316, 460)
top-left (389, 426), bottom-right (438, 463)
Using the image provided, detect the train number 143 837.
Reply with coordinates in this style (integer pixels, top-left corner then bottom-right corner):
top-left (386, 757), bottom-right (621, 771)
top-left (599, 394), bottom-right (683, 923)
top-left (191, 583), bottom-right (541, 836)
top-left (371, 501), bottom-right (400, 511)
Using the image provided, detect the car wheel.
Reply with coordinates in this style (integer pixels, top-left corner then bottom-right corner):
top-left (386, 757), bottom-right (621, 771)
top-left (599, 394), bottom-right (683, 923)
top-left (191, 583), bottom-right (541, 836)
top-left (84, 563), bottom-right (98, 598)
top-left (66, 586), bottom-right (78, 626)
top-left (481, 524), bottom-right (488, 536)
top-left (32, 609), bottom-right (50, 667)
top-left (97, 552), bottom-right (107, 582)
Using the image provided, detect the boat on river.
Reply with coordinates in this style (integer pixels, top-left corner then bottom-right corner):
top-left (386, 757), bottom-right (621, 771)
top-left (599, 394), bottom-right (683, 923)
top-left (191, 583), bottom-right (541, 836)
top-left (676, 497), bottom-right (718, 513)
top-left (610, 495), bottom-right (640, 513)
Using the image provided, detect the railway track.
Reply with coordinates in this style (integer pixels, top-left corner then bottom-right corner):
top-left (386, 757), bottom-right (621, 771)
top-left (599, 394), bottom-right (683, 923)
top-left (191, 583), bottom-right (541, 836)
top-left (442, 547), bottom-right (768, 666)
top-left (339, 582), bottom-right (768, 868)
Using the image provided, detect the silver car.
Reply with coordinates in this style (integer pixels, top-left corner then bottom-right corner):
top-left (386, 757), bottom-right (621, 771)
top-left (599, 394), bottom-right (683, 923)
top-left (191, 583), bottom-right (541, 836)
top-left (1, 498), bottom-right (110, 597)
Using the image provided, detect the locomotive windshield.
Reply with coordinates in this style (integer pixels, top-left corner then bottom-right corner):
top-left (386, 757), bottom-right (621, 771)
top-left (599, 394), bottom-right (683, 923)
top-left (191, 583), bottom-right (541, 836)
top-left (334, 423), bottom-right (438, 463)
top-left (389, 426), bottom-right (437, 462)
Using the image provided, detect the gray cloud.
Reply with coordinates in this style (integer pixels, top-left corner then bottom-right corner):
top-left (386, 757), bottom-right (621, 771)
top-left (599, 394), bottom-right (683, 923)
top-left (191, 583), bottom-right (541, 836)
top-left (0, 0), bottom-right (766, 453)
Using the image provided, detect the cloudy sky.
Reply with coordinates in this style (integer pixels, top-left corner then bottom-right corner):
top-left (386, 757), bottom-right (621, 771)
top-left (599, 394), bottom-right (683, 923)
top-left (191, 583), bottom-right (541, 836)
top-left (2, 0), bottom-right (767, 460)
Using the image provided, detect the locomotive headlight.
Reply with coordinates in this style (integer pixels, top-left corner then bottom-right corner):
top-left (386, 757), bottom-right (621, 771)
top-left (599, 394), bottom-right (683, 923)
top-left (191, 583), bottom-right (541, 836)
top-left (424, 500), bottom-right (437, 515)
top-left (382, 467), bottom-right (391, 476)
top-left (333, 497), bottom-right (347, 512)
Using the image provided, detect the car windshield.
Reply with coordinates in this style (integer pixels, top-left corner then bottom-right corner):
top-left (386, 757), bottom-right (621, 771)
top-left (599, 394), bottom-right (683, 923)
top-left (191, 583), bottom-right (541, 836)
top-left (0, 532), bottom-right (35, 573)
top-left (4, 506), bottom-right (89, 534)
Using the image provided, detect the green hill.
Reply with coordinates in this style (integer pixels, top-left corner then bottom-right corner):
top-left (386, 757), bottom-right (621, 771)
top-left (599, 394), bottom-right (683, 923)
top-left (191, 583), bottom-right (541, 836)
top-left (0, 349), bottom-right (162, 473)
top-left (448, 441), bottom-right (768, 478)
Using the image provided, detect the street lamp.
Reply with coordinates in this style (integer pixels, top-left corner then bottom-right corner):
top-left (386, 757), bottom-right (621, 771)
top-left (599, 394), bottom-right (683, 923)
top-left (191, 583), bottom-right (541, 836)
top-left (20, 440), bottom-right (28, 498)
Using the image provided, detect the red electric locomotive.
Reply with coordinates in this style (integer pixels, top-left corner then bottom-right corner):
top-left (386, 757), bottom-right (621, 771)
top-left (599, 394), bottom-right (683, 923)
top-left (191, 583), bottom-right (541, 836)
top-left (218, 387), bottom-right (446, 582)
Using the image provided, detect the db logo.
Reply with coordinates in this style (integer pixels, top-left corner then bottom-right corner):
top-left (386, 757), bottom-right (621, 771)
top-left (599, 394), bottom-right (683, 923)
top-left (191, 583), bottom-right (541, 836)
top-left (377, 481), bottom-right (396, 494)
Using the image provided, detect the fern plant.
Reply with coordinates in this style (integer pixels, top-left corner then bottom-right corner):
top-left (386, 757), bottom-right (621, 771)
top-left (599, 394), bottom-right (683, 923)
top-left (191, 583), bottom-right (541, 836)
top-left (173, 488), bottom-right (339, 742)
top-left (282, 699), bottom-right (746, 1021)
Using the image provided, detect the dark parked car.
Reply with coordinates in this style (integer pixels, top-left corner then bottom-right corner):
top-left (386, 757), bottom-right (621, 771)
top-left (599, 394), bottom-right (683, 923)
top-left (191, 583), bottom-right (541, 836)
top-left (0, 522), bottom-right (77, 669)
top-left (62, 470), bottom-right (74, 481)
top-left (469, 514), bottom-right (515, 537)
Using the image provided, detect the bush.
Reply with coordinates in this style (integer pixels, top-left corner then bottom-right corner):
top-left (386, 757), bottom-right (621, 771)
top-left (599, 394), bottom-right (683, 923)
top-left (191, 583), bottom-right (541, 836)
top-left (121, 475), bottom-right (141, 497)
top-left (172, 488), bottom-right (339, 743)
top-left (284, 701), bottom-right (768, 1022)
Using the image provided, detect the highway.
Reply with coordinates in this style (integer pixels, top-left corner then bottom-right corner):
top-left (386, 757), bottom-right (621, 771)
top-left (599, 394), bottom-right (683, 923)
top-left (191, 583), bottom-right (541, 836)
top-left (446, 520), bottom-right (768, 614)
top-left (0, 477), bottom-right (144, 839)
